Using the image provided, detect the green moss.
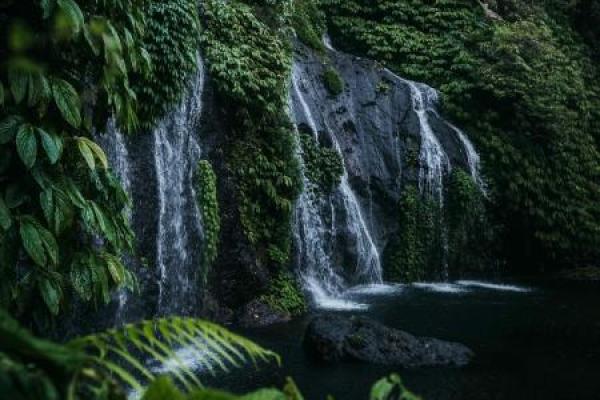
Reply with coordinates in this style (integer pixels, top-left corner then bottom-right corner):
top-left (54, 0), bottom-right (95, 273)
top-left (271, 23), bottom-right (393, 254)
top-left (200, 0), bottom-right (302, 266)
top-left (322, 67), bottom-right (344, 96)
top-left (292, 0), bottom-right (326, 52)
top-left (194, 160), bottom-right (221, 278)
top-left (445, 169), bottom-right (492, 274)
top-left (135, 0), bottom-right (201, 130)
top-left (383, 185), bottom-right (443, 282)
top-left (259, 271), bottom-right (307, 316)
top-left (299, 133), bottom-right (343, 193)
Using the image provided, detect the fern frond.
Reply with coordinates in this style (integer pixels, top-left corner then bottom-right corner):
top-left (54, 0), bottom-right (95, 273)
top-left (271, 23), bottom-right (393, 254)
top-left (69, 317), bottom-right (280, 391)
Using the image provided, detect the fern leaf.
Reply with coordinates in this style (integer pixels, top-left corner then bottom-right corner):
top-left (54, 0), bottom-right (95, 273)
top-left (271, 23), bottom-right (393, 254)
top-left (70, 318), bottom-right (279, 392)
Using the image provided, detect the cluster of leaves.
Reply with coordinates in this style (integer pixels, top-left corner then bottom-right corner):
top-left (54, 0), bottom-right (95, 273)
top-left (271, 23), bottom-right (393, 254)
top-left (323, 0), bottom-right (600, 270)
top-left (134, 0), bottom-right (201, 130)
top-left (200, 0), bottom-right (302, 266)
top-left (292, 0), bottom-right (326, 52)
top-left (194, 161), bottom-right (221, 279)
top-left (259, 271), bottom-right (306, 316)
top-left (0, 309), bottom-right (279, 400)
top-left (383, 185), bottom-right (442, 282)
top-left (142, 373), bottom-right (420, 400)
top-left (445, 169), bottom-right (493, 276)
top-left (321, 66), bottom-right (344, 96)
top-left (299, 132), bottom-right (343, 193)
top-left (0, 0), bottom-right (148, 320)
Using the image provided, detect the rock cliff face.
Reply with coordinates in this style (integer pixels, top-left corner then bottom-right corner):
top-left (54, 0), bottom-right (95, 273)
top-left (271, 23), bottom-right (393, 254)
top-left (65, 41), bottom-right (484, 333)
top-left (290, 42), bottom-right (482, 307)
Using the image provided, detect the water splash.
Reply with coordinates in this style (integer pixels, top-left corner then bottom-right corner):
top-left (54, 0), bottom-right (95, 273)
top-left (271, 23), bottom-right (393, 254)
top-left (456, 280), bottom-right (532, 293)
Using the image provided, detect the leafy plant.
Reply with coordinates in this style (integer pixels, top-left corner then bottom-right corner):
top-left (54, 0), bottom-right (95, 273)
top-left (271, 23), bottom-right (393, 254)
top-left (259, 271), bottom-right (306, 316)
top-left (134, 0), bottom-right (201, 130)
top-left (195, 161), bottom-right (221, 278)
top-left (299, 132), bottom-right (343, 193)
top-left (200, 0), bottom-right (302, 266)
top-left (0, 308), bottom-right (279, 399)
top-left (322, 67), bottom-right (344, 96)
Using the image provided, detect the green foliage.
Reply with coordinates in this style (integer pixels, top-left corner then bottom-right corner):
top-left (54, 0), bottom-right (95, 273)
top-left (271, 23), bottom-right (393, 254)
top-left (445, 169), bottom-right (492, 275)
top-left (323, 0), bottom-right (600, 270)
top-left (195, 161), bottom-right (221, 277)
top-left (140, 373), bottom-right (420, 400)
top-left (0, 308), bottom-right (279, 400)
top-left (200, 0), bottom-right (302, 266)
top-left (383, 185), bottom-right (442, 282)
top-left (134, 0), bottom-right (201, 130)
top-left (259, 271), bottom-right (306, 316)
top-left (322, 67), bottom-right (344, 96)
top-left (299, 133), bottom-right (343, 193)
top-left (292, 0), bottom-right (326, 52)
top-left (0, 0), bottom-right (147, 319)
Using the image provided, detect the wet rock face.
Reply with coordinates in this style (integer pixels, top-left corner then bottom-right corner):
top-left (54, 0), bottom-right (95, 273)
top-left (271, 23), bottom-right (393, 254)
top-left (291, 42), bottom-right (476, 292)
top-left (304, 314), bottom-right (473, 367)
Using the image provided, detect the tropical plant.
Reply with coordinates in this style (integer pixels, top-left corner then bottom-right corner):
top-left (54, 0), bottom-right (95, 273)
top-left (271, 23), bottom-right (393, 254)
top-left (195, 160), bottom-right (221, 277)
top-left (134, 0), bottom-right (201, 130)
top-left (200, 0), bottom-right (302, 266)
top-left (0, 308), bottom-right (279, 400)
top-left (0, 0), bottom-right (149, 320)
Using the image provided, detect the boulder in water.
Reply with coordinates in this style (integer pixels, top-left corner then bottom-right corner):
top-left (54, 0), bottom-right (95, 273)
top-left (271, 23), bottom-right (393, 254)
top-left (304, 314), bottom-right (473, 367)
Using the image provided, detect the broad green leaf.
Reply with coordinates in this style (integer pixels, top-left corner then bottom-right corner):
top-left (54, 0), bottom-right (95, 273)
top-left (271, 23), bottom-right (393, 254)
top-left (9, 68), bottom-right (28, 104)
top-left (38, 277), bottom-right (61, 315)
top-left (81, 137), bottom-right (108, 169)
top-left (16, 124), bottom-right (37, 168)
top-left (52, 78), bottom-right (81, 128)
top-left (0, 115), bottom-right (23, 144)
top-left (38, 128), bottom-right (62, 164)
top-left (57, 0), bottom-right (84, 34)
top-left (77, 138), bottom-right (95, 169)
top-left (37, 223), bottom-right (59, 266)
top-left (0, 197), bottom-right (12, 231)
top-left (0, 81), bottom-right (4, 106)
top-left (20, 218), bottom-right (47, 267)
top-left (0, 148), bottom-right (10, 174)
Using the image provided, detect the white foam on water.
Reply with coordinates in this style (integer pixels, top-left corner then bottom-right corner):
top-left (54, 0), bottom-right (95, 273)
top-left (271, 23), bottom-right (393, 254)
top-left (345, 283), bottom-right (404, 295)
top-left (412, 282), bottom-right (468, 293)
top-left (456, 280), bottom-right (532, 293)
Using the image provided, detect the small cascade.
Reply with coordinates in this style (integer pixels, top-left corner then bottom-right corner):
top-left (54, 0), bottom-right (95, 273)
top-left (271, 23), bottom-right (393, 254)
top-left (404, 81), bottom-right (451, 200)
top-left (95, 119), bottom-right (133, 320)
top-left (291, 63), bottom-right (382, 309)
top-left (154, 56), bottom-right (205, 316)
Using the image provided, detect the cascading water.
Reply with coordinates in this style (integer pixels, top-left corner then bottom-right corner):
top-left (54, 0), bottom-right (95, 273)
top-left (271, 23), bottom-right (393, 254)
top-left (404, 81), bottom-right (451, 201)
top-left (154, 56), bottom-right (205, 316)
top-left (291, 63), bottom-right (382, 309)
top-left (291, 39), bottom-right (486, 308)
top-left (95, 119), bottom-right (133, 320)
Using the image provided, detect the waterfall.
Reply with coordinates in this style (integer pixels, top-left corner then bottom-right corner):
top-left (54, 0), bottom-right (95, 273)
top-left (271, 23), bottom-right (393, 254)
top-left (95, 119), bottom-right (133, 320)
top-left (97, 55), bottom-right (206, 321)
top-left (403, 81), bottom-right (451, 201)
top-left (291, 63), bottom-right (382, 309)
top-left (154, 56), bottom-right (205, 316)
top-left (291, 38), bottom-right (487, 306)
